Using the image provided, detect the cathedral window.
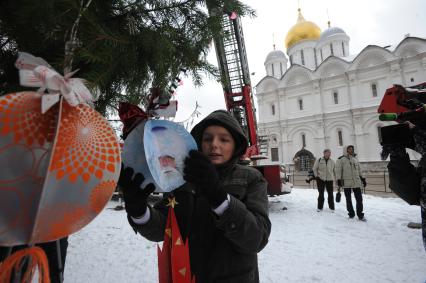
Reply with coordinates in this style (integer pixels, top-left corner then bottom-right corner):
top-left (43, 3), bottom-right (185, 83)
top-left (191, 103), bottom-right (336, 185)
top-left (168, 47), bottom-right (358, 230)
top-left (320, 49), bottom-right (323, 61)
top-left (333, 91), bottom-right (339, 104)
top-left (290, 55), bottom-right (293, 65)
top-left (302, 134), bottom-right (306, 148)
top-left (342, 42), bottom-right (346, 56)
top-left (271, 104), bottom-right (275, 115)
top-left (298, 98), bottom-right (303, 110)
top-left (301, 50), bottom-right (305, 65)
top-left (271, 148), bottom-right (279, 162)
top-left (330, 43), bottom-right (334, 56)
top-left (271, 64), bottom-right (275, 76)
top-left (280, 63), bottom-right (283, 76)
top-left (337, 130), bottom-right (343, 146)
top-left (371, 83), bottom-right (378, 97)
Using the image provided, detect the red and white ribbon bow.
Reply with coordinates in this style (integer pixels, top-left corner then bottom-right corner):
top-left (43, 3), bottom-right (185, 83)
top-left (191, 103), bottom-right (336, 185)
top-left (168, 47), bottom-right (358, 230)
top-left (15, 52), bottom-right (93, 112)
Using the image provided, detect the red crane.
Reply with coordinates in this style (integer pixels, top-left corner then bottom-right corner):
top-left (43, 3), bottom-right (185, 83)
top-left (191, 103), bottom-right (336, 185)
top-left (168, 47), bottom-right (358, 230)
top-left (210, 11), bottom-right (259, 157)
top-left (209, 9), bottom-right (292, 195)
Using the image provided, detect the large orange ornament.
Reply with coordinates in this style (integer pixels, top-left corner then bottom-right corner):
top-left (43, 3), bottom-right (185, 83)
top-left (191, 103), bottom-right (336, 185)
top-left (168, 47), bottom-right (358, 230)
top-left (0, 91), bottom-right (121, 245)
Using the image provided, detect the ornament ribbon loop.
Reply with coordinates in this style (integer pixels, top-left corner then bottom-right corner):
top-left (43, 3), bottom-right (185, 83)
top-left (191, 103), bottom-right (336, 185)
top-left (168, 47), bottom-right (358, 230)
top-left (15, 52), bottom-right (93, 109)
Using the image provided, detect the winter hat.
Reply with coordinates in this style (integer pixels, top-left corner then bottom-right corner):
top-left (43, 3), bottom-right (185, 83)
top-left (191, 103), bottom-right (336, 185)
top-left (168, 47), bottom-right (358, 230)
top-left (190, 110), bottom-right (248, 159)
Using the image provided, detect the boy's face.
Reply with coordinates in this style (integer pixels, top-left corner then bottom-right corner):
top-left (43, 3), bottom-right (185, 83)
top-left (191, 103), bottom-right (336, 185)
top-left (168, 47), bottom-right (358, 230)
top-left (201, 125), bottom-right (235, 165)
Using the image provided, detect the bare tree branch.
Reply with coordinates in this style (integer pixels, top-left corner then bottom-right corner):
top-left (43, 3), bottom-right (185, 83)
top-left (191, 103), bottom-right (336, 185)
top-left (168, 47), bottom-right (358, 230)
top-left (64, 0), bottom-right (94, 73)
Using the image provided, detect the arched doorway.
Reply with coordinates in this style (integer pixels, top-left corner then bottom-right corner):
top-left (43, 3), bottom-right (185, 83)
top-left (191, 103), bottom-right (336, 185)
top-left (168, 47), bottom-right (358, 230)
top-left (293, 148), bottom-right (315, 172)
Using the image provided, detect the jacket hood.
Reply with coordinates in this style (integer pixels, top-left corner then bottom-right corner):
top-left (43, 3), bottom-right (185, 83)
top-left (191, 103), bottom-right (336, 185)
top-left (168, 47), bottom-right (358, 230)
top-left (342, 145), bottom-right (356, 156)
top-left (190, 110), bottom-right (248, 159)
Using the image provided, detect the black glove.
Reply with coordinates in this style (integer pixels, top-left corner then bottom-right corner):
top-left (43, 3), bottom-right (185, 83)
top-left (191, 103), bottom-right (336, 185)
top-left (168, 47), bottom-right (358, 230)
top-left (118, 166), bottom-right (156, 218)
top-left (360, 177), bottom-right (367, 188)
top-left (337, 179), bottom-right (342, 187)
top-left (184, 150), bottom-right (227, 208)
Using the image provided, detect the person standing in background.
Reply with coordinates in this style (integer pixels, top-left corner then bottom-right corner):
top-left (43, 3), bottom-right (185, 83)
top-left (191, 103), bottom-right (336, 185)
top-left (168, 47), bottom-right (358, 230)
top-left (335, 145), bottom-right (367, 221)
top-left (312, 149), bottom-right (335, 212)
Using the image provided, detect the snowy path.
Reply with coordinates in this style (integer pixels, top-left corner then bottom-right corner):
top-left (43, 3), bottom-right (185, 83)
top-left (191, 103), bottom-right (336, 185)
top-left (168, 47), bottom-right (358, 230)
top-left (64, 188), bottom-right (426, 283)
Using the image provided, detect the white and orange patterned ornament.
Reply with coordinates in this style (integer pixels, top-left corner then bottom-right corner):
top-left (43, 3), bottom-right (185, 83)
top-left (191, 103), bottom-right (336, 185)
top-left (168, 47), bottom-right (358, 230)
top-left (0, 53), bottom-right (121, 246)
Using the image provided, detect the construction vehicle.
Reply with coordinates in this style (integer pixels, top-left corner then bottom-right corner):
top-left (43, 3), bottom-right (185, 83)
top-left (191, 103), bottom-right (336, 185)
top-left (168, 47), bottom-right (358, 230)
top-left (378, 83), bottom-right (426, 157)
top-left (209, 9), bottom-right (292, 195)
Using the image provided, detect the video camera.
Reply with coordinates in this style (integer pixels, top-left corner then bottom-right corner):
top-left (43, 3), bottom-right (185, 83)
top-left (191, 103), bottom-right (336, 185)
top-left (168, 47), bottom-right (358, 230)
top-left (378, 83), bottom-right (426, 150)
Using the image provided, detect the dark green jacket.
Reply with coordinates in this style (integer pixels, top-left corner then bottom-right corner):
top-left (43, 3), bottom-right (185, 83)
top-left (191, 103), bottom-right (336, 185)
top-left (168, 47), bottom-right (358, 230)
top-left (129, 110), bottom-right (271, 283)
top-left (129, 164), bottom-right (270, 283)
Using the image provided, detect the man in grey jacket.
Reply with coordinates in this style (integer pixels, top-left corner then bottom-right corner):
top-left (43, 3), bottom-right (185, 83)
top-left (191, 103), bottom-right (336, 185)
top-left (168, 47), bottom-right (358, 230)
top-left (335, 145), bottom-right (367, 221)
top-left (312, 149), bottom-right (335, 212)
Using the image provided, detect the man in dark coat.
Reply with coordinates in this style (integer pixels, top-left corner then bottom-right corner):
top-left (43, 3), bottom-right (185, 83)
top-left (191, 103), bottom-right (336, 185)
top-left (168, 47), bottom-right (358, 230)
top-left (119, 110), bottom-right (271, 282)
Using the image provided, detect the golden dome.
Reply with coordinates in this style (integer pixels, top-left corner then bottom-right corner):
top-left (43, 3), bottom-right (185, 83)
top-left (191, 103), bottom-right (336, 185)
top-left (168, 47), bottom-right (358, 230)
top-left (285, 9), bottom-right (321, 49)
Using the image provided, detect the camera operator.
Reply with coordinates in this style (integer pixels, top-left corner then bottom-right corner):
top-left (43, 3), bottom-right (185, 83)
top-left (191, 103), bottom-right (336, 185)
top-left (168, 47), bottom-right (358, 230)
top-left (383, 121), bottom-right (426, 251)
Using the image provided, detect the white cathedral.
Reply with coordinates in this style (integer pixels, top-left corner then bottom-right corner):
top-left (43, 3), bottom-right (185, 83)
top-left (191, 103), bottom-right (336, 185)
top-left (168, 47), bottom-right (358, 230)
top-left (255, 9), bottom-right (426, 171)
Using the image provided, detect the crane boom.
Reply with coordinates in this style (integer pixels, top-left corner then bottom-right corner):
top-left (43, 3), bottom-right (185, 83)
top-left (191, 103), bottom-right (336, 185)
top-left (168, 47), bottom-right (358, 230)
top-left (211, 12), bottom-right (259, 156)
top-left (207, 6), bottom-right (292, 196)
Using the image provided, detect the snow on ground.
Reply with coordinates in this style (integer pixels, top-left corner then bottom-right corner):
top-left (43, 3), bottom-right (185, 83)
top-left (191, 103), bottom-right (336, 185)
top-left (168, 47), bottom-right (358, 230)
top-left (64, 188), bottom-right (426, 283)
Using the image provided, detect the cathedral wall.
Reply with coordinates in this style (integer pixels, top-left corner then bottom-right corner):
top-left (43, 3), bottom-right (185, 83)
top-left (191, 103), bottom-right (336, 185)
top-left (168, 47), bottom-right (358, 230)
top-left (402, 56), bottom-right (426, 85)
top-left (255, 37), bottom-right (426, 169)
top-left (321, 77), bottom-right (350, 113)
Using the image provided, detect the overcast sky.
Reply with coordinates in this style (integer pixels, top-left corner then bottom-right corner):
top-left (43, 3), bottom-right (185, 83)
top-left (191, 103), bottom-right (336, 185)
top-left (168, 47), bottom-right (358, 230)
top-left (173, 0), bottom-right (426, 127)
